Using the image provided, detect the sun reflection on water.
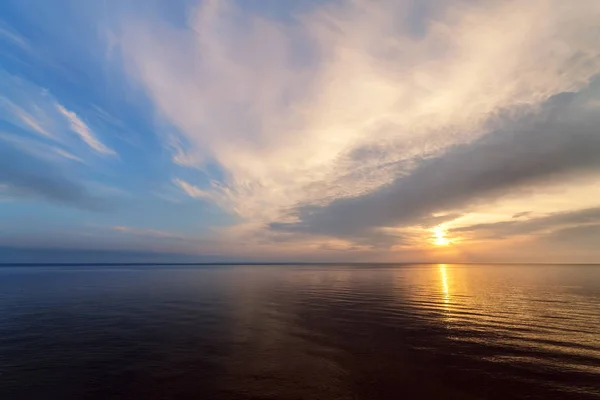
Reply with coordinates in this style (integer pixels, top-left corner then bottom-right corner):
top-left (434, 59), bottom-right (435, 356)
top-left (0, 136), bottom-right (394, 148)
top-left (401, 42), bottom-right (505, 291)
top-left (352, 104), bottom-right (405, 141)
top-left (439, 264), bottom-right (450, 312)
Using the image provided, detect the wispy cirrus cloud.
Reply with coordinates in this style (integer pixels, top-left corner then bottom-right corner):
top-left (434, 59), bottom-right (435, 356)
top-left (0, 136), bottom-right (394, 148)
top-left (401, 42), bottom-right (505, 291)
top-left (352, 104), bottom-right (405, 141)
top-left (0, 95), bottom-right (55, 139)
top-left (172, 178), bottom-right (218, 202)
top-left (0, 70), bottom-right (117, 157)
top-left (56, 103), bottom-right (116, 156)
top-left (0, 131), bottom-right (84, 164)
top-left (0, 97), bottom-right (53, 138)
top-left (0, 70), bottom-right (121, 211)
top-left (0, 22), bottom-right (32, 53)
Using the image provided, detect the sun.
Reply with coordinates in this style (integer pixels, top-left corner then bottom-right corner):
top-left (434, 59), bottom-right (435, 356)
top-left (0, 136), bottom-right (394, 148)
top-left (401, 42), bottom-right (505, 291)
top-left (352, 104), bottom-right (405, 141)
top-left (432, 226), bottom-right (451, 246)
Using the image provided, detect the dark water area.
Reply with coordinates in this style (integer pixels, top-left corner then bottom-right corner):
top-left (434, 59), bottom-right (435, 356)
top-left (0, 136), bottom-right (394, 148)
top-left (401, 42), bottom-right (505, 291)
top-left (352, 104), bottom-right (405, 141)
top-left (0, 264), bottom-right (599, 400)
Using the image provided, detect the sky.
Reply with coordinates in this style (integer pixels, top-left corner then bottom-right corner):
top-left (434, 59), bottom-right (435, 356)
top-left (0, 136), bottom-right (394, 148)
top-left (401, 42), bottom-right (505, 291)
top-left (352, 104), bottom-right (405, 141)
top-left (1, 0), bottom-right (600, 263)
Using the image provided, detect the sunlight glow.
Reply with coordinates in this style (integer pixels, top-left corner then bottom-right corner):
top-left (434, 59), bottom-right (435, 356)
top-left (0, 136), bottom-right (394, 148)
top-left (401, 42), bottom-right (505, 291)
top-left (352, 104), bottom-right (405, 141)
top-left (433, 226), bottom-right (451, 246)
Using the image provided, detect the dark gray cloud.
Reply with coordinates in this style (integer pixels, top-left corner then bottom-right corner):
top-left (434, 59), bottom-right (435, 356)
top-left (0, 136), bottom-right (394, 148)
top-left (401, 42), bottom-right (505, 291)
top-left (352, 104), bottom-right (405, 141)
top-left (417, 212), bottom-right (463, 228)
top-left (272, 86), bottom-right (600, 242)
top-left (0, 149), bottom-right (106, 210)
top-left (512, 211), bottom-right (532, 219)
top-left (270, 220), bottom-right (408, 248)
top-left (540, 224), bottom-right (600, 247)
top-left (451, 207), bottom-right (600, 239)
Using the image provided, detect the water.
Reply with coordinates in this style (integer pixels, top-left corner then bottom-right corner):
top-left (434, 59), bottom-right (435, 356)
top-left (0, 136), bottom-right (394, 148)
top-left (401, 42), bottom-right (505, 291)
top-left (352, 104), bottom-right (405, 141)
top-left (0, 264), bottom-right (599, 399)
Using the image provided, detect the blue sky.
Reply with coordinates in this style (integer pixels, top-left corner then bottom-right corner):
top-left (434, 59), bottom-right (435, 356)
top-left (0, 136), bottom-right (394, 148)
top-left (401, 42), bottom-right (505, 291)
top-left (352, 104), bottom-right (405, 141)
top-left (0, 0), bottom-right (230, 256)
top-left (1, 0), bottom-right (600, 263)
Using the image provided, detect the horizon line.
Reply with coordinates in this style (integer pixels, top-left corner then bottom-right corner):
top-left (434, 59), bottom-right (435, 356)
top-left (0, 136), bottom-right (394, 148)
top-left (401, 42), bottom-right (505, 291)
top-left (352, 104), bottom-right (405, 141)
top-left (1, 262), bottom-right (599, 267)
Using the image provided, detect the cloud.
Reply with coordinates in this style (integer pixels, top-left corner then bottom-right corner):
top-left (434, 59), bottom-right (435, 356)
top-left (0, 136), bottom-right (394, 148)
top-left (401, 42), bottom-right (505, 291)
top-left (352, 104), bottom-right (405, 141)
top-left (0, 149), bottom-right (105, 210)
top-left (0, 70), bottom-right (119, 208)
top-left (512, 212), bottom-right (532, 219)
top-left (0, 131), bottom-right (85, 164)
top-left (173, 178), bottom-right (214, 200)
top-left (0, 96), bottom-right (55, 138)
top-left (56, 103), bottom-right (116, 155)
top-left (0, 70), bottom-right (118, 161)
top-left (541, 224), bottom-right (600, 248)
top-left (119, 0), bottom-right (600, 235)
top-left (0, 97), bottom-right (53, 138)
top-left (166, 134), bottom-right (198, 167)
top-left (452, 207), bottom-right (600, 240)
top-left (0, 71), bottom-right (126, 211)
top-left (0, 22), bottom-right (32, 53)
top-left (272, 91), bottom-right (600, 241)
top-left (53, 148), bottom-right (84, 163)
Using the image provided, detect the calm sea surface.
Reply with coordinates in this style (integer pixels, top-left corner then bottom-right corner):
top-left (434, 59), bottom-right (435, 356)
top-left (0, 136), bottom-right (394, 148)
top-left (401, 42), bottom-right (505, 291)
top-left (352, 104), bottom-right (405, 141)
top-left (0, 264), bottom-right (599, 399)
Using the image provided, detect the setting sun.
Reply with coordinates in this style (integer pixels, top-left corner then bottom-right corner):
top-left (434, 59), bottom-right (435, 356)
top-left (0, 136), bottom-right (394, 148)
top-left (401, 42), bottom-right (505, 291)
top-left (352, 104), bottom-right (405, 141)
top-left (433, 226), bottom-right (451, 246)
